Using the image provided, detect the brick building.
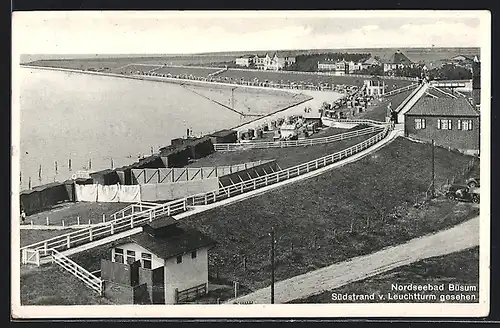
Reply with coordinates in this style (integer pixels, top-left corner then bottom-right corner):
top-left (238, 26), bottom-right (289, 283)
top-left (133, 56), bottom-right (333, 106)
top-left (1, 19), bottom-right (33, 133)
top-left (404, 97), bottom-right (480, 155)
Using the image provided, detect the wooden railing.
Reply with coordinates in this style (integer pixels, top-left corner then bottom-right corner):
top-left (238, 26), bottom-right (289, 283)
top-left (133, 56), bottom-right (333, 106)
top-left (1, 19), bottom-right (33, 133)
top-left (382, 83), bottom-right (419, 98)
top-left (110, 202), bottom-right (159, 221)
top-left (20, 198), bottom-right (187, 255)
top-left (186, 126), bottom-right (389, 206)
top-left (51, 248), bottom-right (103, 295)
top-left (214, 126), bottom-right (383, 151)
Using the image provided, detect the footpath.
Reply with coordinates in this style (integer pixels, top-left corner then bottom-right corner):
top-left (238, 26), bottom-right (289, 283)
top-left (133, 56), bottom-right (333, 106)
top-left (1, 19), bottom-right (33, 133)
top-left (228, 216), bottom-right (479, 304)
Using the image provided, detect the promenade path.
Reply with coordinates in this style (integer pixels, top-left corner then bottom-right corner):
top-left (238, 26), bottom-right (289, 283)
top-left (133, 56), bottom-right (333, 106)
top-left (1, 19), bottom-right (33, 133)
top-left (228, 216), bottom-right (479, 304)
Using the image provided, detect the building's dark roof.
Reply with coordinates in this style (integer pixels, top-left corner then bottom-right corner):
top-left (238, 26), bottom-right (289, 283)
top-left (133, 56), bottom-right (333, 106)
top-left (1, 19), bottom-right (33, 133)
top-left (20, 181), bottom-right (64, 195)
top-left (147, 216), bottom-right (178, 229)
top-left (385, 51), bottom-right (413, 64)
top-left (89, 169), bottom-right (116, 178)
top-left (122, 225), bottom-right (215, 259)
top-left (406, 97), bottom-right (479, 117)
top-left (424, 87), bottom-right (457, 99)
top-left (208, 129), bottom-right (237, 138)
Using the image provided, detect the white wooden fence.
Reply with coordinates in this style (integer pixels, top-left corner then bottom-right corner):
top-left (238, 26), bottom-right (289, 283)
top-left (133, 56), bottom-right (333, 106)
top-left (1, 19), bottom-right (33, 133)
top-left (51, 248), bottom-right (103, 294)
top-left (21, 120), bottom-right (390, 264)
top-left (187, 125), bottom-right (389, 206)
top-left (214, 126), bottom-right (384, 151)
top-left (20, 198), bottom-right (187, 256)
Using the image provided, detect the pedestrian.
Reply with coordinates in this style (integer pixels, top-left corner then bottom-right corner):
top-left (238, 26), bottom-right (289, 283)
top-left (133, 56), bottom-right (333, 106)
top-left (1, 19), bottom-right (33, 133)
top-left (20, 209), bottom-right (26, 224)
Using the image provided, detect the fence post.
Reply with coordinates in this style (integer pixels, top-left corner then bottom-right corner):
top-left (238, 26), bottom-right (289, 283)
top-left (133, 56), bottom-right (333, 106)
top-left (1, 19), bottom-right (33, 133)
top-left (265, 176), bottom-right (268, 185)
top-left (89, 227), bottom-right (93, 241)
top-left (67, 235), bottom-right (70, 249)
top-left (77, 216), bottom-right (80, 225)
top-left (149, 211), bottom-right (153, 222)
top-left (44, 242), bottom-right (48, 255)
top-left (111, 223), bottom-right (114, 234)
top-left (102, 214), bottom-right (106, 223)
top-left (131, 217), bottom-right (134, 228)
top-left (167, 205), bottom-right (171, 216)
top-left (62, 220), bottom-right (65, 227)
top-left (205, 194), bottom-right (208, 205)
top-left (89, 218), bottom-right (91, 226)
top-left (183, 200), bottom-right (187, 211)
top-left (46, 216), bottom-right (49, 226)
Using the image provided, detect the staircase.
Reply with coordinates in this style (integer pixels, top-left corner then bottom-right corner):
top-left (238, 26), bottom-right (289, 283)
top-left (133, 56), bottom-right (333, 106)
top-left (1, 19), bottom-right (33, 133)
top-left (396, 83), bottom-right (429, 124)
top-left (383, 83), bottom-right (419, 98)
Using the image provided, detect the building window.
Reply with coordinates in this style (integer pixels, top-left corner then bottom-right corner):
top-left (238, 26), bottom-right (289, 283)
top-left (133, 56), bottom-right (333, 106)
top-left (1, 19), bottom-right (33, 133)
top-left (141, 252), bottom-right (152, 269)
top-left (114, 248), bottom-right (124, 264)
top-left (176, 255), bottom-right (183, 264)
top-left (458, 119), bottom-right (473, 131)
top-left (126, 250), bottom-right (136, 265)
top-left (191, 251), bottom-right (197, 259)
top-left (414, 118), bottom-right (426, 130)
top-left (437, 119), bottom-right (452, 130)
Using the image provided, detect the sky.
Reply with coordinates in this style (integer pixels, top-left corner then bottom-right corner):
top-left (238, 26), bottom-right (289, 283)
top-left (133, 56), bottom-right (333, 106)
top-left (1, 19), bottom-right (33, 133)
top-left (12, 11), bottom-right (489, 55)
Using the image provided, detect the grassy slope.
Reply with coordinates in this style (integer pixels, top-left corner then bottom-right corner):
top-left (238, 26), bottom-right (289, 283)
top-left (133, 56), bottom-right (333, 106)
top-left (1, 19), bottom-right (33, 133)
top-left (20, 265), bottom-right (113, 305)
top-left (23, 137), bottom-right (479, 303)
top-left (23, 202), bottom-right (128, 226)
top-left (186, 132), bottom-right (378, 169)
top-left (291, 246), bottom-right (479, 303)
top-left (20, 229), bottom-right (72, 247)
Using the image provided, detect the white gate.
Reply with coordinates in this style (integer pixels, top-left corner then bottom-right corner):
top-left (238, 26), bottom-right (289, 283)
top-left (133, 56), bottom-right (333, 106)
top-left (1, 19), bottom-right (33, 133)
top-left (21, 248), bottom-right (40, 266)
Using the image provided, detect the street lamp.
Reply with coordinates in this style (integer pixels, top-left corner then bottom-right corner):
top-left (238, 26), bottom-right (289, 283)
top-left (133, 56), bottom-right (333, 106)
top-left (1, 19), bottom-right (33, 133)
top-left (269, 227), bottom-right (275, 304)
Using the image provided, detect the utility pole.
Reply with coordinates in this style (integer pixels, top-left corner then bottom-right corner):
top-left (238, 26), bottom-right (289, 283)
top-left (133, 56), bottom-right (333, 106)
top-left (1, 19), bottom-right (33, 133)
top-left (431, 139), bottom-right (435, 198)
top-left (270, 226), bottom-right (275, 304)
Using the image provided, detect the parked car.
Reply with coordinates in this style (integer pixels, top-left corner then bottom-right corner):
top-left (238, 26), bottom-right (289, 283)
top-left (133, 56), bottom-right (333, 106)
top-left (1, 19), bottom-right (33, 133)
top-left (466, 177), bottom-right (480, 188)
top-left (444, 184), bottom-right (480, 203)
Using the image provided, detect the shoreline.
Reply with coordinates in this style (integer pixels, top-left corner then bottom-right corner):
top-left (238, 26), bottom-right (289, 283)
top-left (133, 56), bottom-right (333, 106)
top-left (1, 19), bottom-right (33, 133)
top-left (18, 65), bottom-right (342, 191)
top-left (20, 64), bottom-right (342, 132)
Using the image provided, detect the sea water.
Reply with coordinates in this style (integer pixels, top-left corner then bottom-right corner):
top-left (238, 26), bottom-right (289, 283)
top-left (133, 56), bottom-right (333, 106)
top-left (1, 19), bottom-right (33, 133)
top-left (17, 67), bottom-right (249, 190)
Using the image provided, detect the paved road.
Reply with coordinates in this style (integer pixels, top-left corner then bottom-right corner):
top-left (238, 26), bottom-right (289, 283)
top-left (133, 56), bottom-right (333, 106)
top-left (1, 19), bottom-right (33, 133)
top-left (228, 216), bottom-right (479, 304)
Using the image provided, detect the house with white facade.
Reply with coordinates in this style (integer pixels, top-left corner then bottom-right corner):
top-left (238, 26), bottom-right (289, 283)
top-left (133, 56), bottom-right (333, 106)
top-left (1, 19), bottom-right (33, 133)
top-left (235, 55), bottom-right (255, 67)
top-left (251, 52), bottom-right (296, 71)
top-left (100, 217), bottom-right (216, 304)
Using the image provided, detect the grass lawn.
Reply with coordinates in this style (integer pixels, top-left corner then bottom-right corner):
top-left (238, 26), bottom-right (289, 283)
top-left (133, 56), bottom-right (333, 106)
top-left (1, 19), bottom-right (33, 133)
top-left (186, 132), bottom-right (378, 169)
top-left (290, 246), bottom-right (479, 303)
top-left (24, 202), bottom-right (128, 226)
top-left (20, 229), bottom-right (72, 247)
top-left (20, 264), bottom-right (113, 305)
top-left (65, 137), bottom-right (479, 299)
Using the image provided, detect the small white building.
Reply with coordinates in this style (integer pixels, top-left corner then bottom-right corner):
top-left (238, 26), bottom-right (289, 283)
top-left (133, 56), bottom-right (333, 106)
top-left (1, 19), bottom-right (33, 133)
top-left (364, 78), bottom-right (386, 97)
top-left (235, 55), bottom-right (255, 67)
top-left (101, 217), bottom-right (215, 304)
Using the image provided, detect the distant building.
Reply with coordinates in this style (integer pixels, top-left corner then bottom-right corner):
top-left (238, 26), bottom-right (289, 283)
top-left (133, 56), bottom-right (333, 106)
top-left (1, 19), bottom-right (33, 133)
top-left (362, 57), bottom-right (382, 69)
top-left (249, 52), bottom-right (296, 71)
top-left (318, 58), bottom-right (364, 75)
top-left (317, 58), bottom-right (337, 72)
top-left (100, 217), bottom-right (216, 304)
top-left (383, 50), bottom-right (415, 72)
top-left (235, 55), bottom-right (255, 67)
top-left (404, 97), bottom-right (480, 155)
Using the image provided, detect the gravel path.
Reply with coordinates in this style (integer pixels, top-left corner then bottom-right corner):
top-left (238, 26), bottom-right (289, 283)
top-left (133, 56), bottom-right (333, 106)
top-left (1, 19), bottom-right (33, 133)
top-left (228, 216), bottom-right (479, 304)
